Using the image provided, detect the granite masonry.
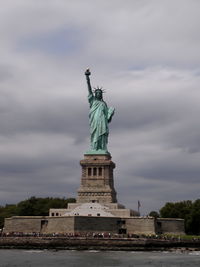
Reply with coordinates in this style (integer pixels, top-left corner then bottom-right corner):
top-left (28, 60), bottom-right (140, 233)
top-left (4, 153), bottom-right (185, 235)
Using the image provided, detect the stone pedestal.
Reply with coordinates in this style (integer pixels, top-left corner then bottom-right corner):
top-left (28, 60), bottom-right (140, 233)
top-left (77, 154), bottom-right (117, 203)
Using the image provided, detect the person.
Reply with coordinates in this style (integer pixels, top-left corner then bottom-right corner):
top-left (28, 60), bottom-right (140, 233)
top-left (85, 69), bottom-right (115, 153)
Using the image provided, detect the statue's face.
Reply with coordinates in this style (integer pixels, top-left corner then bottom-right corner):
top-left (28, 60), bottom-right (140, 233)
top-left (95, 90), bottom-right (103, 100)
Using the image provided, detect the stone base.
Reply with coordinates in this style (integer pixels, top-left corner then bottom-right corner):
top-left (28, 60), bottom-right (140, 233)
top-left (77, 154), bottom-right (117, 203)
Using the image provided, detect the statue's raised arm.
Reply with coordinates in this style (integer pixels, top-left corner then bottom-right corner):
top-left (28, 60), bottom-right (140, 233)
top-left (84, 69), bottom-right (115, 155)
top-left (85, 68), bottom-right (93, 96)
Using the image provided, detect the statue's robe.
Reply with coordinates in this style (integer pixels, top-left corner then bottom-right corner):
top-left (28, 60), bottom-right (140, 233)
top-left (88, 93), bottom-right (114, 151)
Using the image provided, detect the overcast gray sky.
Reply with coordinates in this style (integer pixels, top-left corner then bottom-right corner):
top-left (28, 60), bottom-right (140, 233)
top-left (0, 0), bottom-right (200, 214)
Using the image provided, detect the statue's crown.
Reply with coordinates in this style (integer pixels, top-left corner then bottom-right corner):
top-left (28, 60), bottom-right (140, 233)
top-left (93, 86), bottom-right (105, 93)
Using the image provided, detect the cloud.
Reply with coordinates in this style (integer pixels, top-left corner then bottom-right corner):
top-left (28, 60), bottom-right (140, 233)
top-left (0, 0), bottom-right (200, 214)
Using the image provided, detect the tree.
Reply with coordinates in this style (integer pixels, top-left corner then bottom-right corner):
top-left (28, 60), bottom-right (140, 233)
top-left (160, 201), bottom-right (192, 218)
top-left (159, 200), bottom-right (200, 235)
top-left (187, 199), bottom-right (200, 235)
top-left (0, 196), bottom-right (76, 228)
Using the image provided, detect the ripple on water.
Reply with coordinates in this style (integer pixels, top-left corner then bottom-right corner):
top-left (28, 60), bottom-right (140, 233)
top-left (189, 251), bottom-right (200, 256)
top-left (24, 250), bottom-right (44, 253)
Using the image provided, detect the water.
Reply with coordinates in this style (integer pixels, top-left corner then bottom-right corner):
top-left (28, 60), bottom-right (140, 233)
top-left (0, 250), bottom-right (200, 267)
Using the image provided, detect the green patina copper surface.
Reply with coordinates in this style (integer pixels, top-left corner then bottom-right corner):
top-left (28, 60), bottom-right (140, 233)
top-left (85, 69), bottom-right (115, 155)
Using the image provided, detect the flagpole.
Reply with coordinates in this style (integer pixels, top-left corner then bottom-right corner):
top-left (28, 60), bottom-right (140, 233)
top-left (138, 200), bottom-right (141, 215)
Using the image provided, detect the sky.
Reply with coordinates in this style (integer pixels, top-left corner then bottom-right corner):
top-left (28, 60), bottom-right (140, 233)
top-left (0, 0), bottom-right (200, 215)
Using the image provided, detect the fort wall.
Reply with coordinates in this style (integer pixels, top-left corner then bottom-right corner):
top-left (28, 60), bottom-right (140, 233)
top-left (4, 216), bottom-right (185, 235)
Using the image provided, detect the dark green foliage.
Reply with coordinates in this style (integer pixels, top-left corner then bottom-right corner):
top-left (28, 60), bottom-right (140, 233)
top-left (0, 197), bottom-right (76, 228)
top-left (186, 199), bottom-right (200, 235)
top-left (149, 211), bottom-right (160, 218)
top-left (160, 199), bottom-right (200, 235)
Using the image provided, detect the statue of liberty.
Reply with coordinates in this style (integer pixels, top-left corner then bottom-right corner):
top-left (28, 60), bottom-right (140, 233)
top-left (85, 69), bottom-right (115, 154)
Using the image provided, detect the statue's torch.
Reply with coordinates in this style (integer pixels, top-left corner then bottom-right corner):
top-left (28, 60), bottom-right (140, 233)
top-left (85, 68), bottom-right (91, 76)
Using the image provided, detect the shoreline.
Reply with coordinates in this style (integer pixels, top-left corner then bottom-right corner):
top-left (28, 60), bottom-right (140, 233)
top-left (0, 237), bottom-right (200, 251)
